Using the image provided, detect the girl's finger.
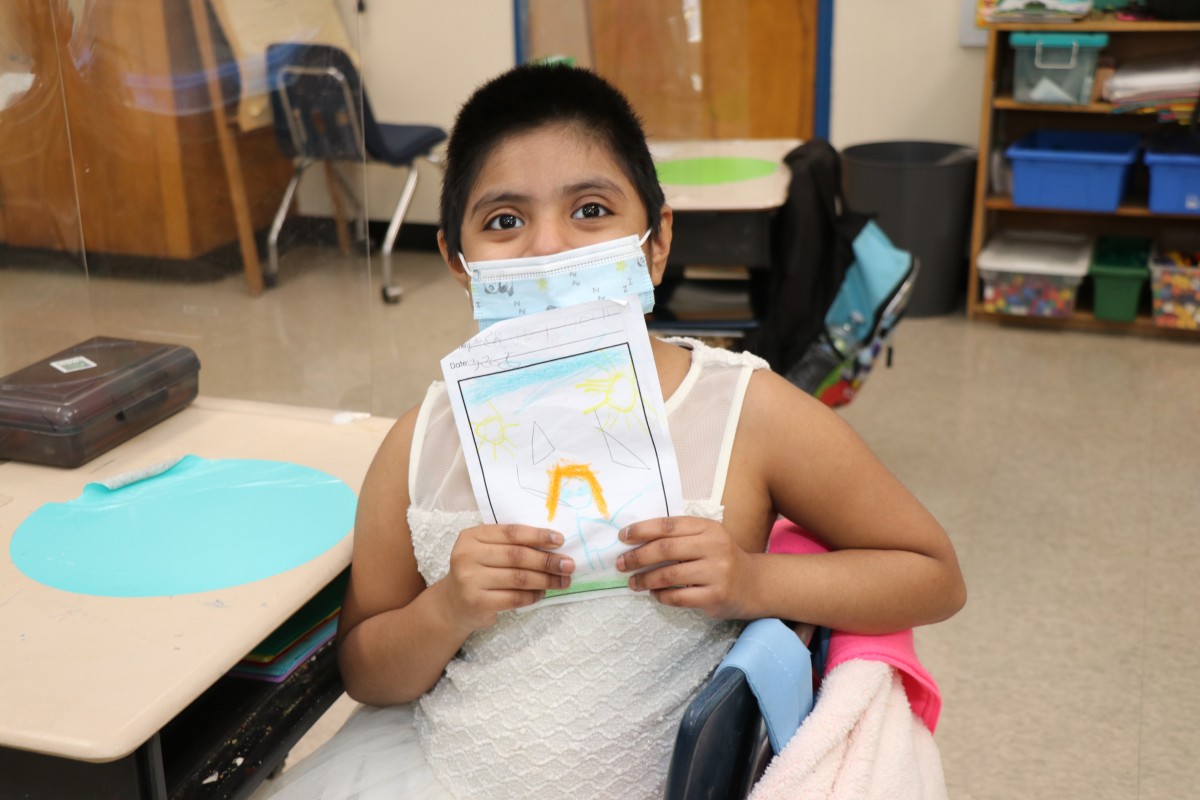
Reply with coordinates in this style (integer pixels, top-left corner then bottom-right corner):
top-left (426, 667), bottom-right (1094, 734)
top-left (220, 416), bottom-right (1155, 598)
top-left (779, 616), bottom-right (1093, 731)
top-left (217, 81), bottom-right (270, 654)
top-left (486, 568), bottom-right (572, 592)
top-left (619, 516), bottom-right (706, 545)
top-left (475, 546), bottom-right (575, 575)
top-left (473, 524), bottom-right (565, 549)
top-left (648, 586), bottom-right (712, 609)
top-left (616, 536), bottom-right (704, 573)
top-left (628, 560), bottom-right (706, 592)
top-left (486, 588), bottom-right (546, 611)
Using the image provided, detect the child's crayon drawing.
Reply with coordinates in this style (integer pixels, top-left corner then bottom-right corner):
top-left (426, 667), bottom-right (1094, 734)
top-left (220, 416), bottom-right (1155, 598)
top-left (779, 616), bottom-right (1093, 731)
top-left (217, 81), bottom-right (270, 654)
top-left (442, 299), bottom-right (683, 606)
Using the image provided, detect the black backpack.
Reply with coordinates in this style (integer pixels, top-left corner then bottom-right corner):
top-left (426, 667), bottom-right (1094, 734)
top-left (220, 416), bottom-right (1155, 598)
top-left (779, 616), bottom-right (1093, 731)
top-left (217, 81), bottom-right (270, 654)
top-left (743, 140), bottom-right (871, 375)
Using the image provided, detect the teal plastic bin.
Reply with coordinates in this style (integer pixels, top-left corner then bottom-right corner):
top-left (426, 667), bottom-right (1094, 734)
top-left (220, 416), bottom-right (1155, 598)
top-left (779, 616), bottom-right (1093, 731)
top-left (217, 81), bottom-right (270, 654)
top-left (1010, 32), bottom-right (1108, 105)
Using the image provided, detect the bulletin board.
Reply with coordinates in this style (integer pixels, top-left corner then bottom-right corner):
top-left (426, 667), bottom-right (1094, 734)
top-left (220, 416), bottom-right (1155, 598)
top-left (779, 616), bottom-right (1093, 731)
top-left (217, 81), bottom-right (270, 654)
top-left (960, 0), bottom-right (989, 47)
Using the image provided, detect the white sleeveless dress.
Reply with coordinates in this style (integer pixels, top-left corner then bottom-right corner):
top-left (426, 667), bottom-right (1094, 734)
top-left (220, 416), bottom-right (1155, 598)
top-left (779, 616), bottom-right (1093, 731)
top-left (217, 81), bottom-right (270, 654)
top-left (262, 340), bottom-right (769, 800)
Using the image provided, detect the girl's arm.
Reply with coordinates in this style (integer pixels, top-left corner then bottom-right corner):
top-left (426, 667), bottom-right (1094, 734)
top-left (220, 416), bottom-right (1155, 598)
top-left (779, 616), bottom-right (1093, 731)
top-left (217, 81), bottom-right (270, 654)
top-left (337, 409), bottom-right (467, 706)
top-left (337, 408), bottom-right (574, 706)
top-left (617, 370), bottom-right (965, 634)
top-left (746, 370), bottom-right (966, 632)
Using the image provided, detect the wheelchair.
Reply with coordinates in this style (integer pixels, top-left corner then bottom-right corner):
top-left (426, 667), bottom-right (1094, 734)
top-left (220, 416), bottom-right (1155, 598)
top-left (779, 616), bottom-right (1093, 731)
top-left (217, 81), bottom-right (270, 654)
top-left (664, 621), bottom-right (830, 800)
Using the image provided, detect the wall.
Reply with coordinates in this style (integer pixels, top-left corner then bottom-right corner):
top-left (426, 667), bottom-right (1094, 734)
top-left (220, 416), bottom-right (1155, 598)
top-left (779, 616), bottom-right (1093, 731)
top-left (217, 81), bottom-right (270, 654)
top-left (296, 0), bottom-right (515, 225)
top-left (298, 1), bottom-right (986, 221)
top-left (829, 1), bottom-right (986, 148)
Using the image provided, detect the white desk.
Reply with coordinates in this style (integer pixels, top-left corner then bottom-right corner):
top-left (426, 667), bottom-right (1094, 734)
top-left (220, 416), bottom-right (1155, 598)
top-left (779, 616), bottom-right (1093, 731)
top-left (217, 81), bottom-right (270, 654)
top-left (648, 139), bottom-right (801, 335)
top-left (650, 138), bottom-right (800, 212)
top-left (0, 397), bottom-right (392, 794)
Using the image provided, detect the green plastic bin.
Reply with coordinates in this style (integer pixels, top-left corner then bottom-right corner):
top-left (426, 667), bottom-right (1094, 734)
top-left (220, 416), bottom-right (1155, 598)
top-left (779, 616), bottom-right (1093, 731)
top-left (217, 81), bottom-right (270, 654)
top-left (1090, 236), bottom-right (1151, 322)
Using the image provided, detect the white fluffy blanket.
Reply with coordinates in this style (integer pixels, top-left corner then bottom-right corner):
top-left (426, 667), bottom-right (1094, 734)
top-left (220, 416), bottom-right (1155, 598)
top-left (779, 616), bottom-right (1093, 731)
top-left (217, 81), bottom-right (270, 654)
top-left (748, 660), bottom-right (947, 800)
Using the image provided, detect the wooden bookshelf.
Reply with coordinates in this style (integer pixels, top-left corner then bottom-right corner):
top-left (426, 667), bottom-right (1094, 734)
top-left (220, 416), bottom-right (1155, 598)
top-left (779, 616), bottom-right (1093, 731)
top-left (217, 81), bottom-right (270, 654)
top-left (986, 17), bottom-right (1200, 33)
top-left (992, 95), bottom-right (1116, 113)
top-left (966, 22), bottom-right (1200, 339)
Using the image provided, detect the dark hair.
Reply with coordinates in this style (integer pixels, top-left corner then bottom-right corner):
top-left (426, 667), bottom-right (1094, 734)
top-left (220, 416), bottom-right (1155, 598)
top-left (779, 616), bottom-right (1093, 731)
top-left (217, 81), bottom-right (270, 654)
top-left (439, 64), bottom-right (665, 256)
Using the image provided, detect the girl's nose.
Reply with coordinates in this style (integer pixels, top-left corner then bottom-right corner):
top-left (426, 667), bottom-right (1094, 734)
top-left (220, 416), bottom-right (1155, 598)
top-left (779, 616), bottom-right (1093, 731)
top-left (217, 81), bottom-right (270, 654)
top-left (526, 220), bottom-right (572, 258)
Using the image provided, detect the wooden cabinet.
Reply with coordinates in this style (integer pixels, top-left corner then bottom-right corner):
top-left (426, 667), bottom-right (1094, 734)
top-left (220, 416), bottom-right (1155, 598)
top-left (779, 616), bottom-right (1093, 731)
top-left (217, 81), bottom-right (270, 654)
top-left (967, 17), bottom-right (1200, 338)
top-left (0, 0), bottom-right (292, 265)
top-left (526, 0), bottom-right (820, 140)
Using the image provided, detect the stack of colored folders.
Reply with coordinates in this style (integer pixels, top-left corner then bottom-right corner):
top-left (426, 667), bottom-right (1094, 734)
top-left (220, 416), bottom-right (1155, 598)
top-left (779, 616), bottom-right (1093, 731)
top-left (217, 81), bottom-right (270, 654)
top-left (1104, 52), bottom-right (1200, 124)
top-left (229, 571), bottom-right (349, 683)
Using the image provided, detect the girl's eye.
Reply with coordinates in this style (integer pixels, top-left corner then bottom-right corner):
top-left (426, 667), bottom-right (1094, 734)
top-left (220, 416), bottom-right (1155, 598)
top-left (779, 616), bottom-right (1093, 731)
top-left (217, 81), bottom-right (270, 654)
top-left (485, 214), bottom-right (524, 231)
top-left (572, 203), bottom-right (610, 220)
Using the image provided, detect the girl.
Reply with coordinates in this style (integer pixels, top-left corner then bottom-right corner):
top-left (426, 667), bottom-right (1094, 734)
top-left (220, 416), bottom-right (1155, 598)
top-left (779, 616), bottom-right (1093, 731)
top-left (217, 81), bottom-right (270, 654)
top-left (265, 64), bottom-right (965, 800)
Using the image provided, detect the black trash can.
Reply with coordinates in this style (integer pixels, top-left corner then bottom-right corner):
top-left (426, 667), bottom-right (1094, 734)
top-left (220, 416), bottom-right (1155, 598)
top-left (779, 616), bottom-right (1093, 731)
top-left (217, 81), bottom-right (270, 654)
top-left (842, 141), bottom-right (977, 317)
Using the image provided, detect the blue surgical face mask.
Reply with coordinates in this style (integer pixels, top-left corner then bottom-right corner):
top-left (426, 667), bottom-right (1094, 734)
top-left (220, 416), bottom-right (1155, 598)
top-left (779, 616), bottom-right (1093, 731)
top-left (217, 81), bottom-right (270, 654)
top-left (461, 230), bottom-right (655, 330)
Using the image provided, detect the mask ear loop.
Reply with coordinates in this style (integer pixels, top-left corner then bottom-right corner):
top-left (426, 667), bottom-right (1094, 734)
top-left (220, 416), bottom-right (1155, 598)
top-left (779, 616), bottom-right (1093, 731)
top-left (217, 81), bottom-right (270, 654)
top-left (457, 252), bottom-right (474, 305)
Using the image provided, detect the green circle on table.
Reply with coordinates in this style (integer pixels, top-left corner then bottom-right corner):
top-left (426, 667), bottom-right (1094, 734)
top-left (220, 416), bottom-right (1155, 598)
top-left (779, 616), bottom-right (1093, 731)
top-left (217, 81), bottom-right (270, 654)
top-left (10, 455), bottom-right (357, 597)
top-left (655, 157), bottom-right (778, 186)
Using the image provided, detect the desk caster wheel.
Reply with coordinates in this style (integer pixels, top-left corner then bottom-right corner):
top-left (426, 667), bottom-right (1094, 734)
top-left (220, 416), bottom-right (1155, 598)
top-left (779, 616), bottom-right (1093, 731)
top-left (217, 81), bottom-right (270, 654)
top-left (381, 286), bottom-right (402, 304)
top-left (263, 272), bottom-right (279, 289)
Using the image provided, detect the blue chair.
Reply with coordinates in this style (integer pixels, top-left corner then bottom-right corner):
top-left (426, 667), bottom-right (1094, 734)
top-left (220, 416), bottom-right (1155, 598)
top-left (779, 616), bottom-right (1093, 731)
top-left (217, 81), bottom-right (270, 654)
top-left (664, 621), bottom-right (827, 800)
top-left (265, 43), bottom-right (446, 303)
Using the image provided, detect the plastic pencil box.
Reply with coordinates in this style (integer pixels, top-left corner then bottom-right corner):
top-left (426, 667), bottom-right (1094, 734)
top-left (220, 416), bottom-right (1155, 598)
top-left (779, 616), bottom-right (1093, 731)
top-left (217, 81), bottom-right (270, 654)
top-left (0, 337), bottom-right (200, 468)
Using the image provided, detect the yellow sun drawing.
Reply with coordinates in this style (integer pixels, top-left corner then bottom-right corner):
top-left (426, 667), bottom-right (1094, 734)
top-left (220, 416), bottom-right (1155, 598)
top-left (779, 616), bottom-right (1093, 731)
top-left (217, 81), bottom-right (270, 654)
top-left (576, 369), bottom-right (643, 431)
top-left (473, 402), bottom-right (519, 460)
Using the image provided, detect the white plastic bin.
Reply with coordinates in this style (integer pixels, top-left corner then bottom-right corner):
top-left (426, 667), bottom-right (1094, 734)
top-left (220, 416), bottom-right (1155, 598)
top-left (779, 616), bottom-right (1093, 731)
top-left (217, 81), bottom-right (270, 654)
top-left (978, 231), bottom-right (1094, 317)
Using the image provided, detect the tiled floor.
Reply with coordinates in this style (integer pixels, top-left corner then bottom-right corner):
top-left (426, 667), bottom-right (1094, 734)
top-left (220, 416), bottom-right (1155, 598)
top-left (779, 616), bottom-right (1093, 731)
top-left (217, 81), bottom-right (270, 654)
top-left (3, 244), bottom-right (1199, 798)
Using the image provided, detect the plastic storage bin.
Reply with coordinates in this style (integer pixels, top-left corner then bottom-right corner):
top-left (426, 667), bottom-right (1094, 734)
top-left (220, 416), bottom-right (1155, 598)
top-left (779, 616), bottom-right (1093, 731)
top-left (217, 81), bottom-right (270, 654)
top-left (1145, 136), bottom-right (1200, 215)
top-left (1150, 250), bottom-right (1200, 330)
top-left (1090, 236), bottom-right (1151, 322)
top-left (0, 337), bottom-right (200, 467)
top-left (1011, 32), bottom-right (1109, 105)
top-left (978, 230), bottom-right (1094, 317)
top-left (1006, 130), bottom-right (1140, 212)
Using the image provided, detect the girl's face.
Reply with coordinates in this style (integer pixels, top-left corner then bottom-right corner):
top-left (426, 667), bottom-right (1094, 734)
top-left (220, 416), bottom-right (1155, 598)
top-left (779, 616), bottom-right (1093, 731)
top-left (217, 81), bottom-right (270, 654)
top-left (439, 123), bottom-right (672, 289)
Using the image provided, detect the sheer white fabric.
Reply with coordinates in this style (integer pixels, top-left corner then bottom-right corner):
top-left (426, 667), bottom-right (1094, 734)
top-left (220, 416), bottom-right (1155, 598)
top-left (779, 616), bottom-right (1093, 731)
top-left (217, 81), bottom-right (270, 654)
top-left (263, 339), bottom-right (767, 800)
top-left (261, 704), bottom-right (451, 800)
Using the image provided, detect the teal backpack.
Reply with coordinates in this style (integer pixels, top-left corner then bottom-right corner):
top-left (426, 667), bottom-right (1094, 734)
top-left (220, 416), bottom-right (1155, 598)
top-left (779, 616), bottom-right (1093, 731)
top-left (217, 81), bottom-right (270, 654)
top-left (784, 221), bottom-right (916, 407)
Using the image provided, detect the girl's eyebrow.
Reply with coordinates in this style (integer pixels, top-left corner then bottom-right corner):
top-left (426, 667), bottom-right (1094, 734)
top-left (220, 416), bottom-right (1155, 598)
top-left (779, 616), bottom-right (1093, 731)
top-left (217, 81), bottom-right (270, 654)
top-left (469, 191), bottom-right (531, 217)
top-left (559, 177), bottom-right (626, 198)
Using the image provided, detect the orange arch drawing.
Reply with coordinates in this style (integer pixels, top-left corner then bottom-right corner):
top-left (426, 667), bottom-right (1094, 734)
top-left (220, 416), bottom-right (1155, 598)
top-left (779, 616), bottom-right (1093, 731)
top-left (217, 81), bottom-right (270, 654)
top-left (545, 462), bottom-right (608, 521)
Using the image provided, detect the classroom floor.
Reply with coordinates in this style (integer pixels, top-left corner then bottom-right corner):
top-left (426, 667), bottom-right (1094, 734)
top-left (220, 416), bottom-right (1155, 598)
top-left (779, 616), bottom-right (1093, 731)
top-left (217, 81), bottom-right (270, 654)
top-left (3, 243), bottom-right (1199, 799)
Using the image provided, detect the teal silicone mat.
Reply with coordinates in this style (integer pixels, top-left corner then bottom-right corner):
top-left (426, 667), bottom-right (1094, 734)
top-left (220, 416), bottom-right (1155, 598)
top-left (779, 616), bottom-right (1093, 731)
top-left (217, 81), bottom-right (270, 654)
top-left (11, 455), bottom-right (357, 597)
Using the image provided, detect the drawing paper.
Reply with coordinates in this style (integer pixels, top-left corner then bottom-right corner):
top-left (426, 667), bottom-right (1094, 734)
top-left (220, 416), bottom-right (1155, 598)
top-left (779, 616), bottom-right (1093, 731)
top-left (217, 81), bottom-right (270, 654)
top-left (440, 298), bottom-right (683, 607)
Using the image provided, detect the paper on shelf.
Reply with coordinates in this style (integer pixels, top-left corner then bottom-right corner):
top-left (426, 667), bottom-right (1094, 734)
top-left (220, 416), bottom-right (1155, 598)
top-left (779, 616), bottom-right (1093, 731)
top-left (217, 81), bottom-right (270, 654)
top-left (440, 297), bottom-right (683, 607)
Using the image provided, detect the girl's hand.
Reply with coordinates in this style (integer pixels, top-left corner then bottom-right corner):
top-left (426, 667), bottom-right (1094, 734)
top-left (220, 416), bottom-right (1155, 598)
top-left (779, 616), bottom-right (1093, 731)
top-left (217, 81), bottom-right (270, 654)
top-left (615, 517), bottom-right (754, 620)
top-left (441, 524), bottom-right (575, 633)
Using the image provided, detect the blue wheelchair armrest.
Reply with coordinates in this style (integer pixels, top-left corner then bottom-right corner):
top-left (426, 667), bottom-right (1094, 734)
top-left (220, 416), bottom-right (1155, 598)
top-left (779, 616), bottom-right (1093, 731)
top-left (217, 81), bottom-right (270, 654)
top-left (718, 619), bottom-right (815, 753)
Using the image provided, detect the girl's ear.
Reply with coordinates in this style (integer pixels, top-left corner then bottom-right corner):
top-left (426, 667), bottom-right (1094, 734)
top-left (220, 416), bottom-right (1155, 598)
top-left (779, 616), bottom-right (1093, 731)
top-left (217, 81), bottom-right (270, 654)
top-left (647, 205), bottom-right (674, 286)
top-left (438, 230), bottom-right (471, 290)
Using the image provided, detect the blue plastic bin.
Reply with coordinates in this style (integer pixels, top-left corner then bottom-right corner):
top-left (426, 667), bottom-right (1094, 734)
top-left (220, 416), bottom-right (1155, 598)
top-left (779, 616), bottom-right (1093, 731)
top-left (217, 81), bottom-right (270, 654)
top-left (1145, 138), bottom-right (1200, 215)
top-left (1006, 131), bottom-right (1141, 212)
